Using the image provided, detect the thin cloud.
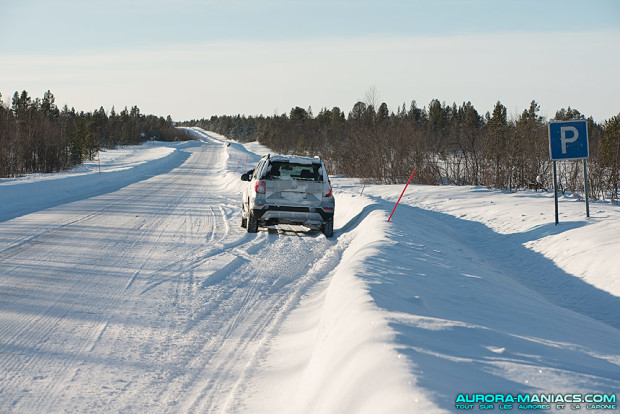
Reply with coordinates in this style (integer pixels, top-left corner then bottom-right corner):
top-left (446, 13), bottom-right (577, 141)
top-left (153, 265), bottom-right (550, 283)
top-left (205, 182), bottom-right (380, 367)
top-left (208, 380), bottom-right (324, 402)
top-left (2, 30), bottom-right (619, 121)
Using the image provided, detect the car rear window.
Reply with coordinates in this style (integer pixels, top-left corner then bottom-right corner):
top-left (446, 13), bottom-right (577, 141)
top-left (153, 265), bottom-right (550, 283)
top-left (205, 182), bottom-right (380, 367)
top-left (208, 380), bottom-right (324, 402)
top-left (263, 162), bottom-right (323, 181)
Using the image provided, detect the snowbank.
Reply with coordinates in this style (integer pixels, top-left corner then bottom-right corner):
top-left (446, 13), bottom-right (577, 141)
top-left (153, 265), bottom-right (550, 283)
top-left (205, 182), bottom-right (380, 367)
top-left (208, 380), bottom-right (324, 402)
top-left (290, 204), bottom-right (440, 413)
top-left (370, 184), bottom-right (620, 298)
top-left (0, 141), bottom-right (193, 222)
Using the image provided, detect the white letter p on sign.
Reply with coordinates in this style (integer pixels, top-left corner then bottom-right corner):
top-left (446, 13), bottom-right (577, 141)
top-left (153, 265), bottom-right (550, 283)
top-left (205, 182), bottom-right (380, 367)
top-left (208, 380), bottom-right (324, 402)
top-left (560, 126), bottom-right (579, 154)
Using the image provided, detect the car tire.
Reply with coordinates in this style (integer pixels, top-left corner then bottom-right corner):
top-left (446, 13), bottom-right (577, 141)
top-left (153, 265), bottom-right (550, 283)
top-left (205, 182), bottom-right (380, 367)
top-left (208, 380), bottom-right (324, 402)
top-left (247, 210), bottom-right (259, 233)
top-left (241, 202), bottom-right (247, 228)
top-left (322, 218), bottom-right (334, 238)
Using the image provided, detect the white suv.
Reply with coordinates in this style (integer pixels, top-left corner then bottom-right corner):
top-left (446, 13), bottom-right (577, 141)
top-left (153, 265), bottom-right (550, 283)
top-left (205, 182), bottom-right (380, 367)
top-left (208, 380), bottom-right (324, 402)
top-left (240, 154), bottom-right (335, 237)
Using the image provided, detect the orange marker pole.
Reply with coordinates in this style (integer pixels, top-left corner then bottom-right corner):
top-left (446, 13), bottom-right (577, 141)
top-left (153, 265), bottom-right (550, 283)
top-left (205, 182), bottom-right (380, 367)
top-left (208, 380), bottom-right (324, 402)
top-left (233, 155), bottom-right (242, 173)
top-left (387, 169), bottom-right (416, 222)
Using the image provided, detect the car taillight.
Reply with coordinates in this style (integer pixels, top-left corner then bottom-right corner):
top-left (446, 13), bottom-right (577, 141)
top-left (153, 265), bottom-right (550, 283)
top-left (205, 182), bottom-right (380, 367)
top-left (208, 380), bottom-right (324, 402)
top-left (324, 186), bottom-right (332, 197)
top-left (255, 180), bottom-right (266, 194)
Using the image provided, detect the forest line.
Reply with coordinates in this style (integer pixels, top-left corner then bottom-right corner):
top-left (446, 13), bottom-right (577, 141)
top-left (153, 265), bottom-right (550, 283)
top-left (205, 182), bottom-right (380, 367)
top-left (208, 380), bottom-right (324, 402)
top-left (2, 90), bottom-right (618, 202)
top-left (0, 90), bottom-right (191, 178)
top-left (186, 98), bottom-right (620, 202)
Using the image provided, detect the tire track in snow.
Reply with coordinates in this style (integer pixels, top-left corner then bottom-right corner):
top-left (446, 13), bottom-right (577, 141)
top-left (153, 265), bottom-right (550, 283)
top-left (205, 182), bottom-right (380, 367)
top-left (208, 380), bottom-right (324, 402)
top-left (174, 229), bottom-right (356, 414)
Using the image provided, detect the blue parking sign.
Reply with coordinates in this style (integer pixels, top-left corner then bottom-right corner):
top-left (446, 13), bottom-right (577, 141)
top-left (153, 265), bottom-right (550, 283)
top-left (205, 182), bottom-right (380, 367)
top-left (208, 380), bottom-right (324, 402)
top-left (548, 120), bottom-right (589, 160)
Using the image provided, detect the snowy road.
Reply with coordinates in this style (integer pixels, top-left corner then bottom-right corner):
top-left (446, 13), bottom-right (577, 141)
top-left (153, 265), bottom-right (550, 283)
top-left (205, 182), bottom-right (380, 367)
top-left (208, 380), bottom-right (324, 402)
top-left (1, 129), bottom-right (619, 413)
top-left (0, 135), bottom-right (348, 412)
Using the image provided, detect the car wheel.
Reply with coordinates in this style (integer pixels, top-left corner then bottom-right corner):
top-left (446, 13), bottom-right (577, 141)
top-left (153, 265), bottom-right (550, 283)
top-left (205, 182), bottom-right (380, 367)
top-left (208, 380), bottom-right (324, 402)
top-left (322, 218), bottom-right (334, 238)
top-left (247, 210), bottom-right (259, 233)
top-left (241, 202), bottom-right (247, 228)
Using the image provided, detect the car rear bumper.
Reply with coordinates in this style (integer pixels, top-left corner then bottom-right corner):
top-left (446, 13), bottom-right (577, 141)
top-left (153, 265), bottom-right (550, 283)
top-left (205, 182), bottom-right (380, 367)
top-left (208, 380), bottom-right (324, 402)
top-left (253, 206), bottom-right (333, 227)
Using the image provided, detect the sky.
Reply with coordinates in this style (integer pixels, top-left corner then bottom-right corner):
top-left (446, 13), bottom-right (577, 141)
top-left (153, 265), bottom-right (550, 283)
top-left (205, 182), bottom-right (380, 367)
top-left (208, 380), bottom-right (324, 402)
top-left (1, 0), bottom-right (619, 122)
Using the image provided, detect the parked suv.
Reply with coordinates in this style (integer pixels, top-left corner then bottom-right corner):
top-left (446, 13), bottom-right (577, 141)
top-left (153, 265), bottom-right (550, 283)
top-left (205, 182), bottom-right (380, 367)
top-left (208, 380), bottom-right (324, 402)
top-left (240, 154), bottom-right (335, 237)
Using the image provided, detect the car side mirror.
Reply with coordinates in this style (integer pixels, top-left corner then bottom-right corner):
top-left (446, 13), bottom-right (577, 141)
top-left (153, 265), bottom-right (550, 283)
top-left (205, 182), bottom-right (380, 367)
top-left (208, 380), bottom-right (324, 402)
top-left (241, 172), bottom-right (250, 181)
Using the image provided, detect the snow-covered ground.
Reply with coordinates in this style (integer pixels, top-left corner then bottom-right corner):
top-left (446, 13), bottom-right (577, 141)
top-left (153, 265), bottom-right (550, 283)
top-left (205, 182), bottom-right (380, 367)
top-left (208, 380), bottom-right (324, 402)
top-left (0, 128), bottom-right (618, 413)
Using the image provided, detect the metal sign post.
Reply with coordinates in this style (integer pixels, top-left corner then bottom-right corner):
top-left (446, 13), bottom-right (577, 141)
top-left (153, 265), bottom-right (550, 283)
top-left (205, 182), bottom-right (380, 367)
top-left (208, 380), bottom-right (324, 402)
top-left (553, 161), bottom-right (559, 225)
top-left (548, 120), bottom-right (589, 225)
top-left (583, 159), bottom-right (590, 218)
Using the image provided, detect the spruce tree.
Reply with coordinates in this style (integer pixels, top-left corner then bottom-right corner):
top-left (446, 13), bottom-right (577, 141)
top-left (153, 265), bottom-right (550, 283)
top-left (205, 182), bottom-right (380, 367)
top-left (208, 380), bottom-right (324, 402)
top-left (601, 114), bottom-right (620, 201)
top-left (41, 90), bottom-right (59, 118)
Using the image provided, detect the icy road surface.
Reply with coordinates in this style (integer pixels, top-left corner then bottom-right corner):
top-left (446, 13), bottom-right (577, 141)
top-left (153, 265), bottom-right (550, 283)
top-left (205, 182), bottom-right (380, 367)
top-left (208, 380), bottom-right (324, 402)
top-left (1, 128), bottom-right (619, 413)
